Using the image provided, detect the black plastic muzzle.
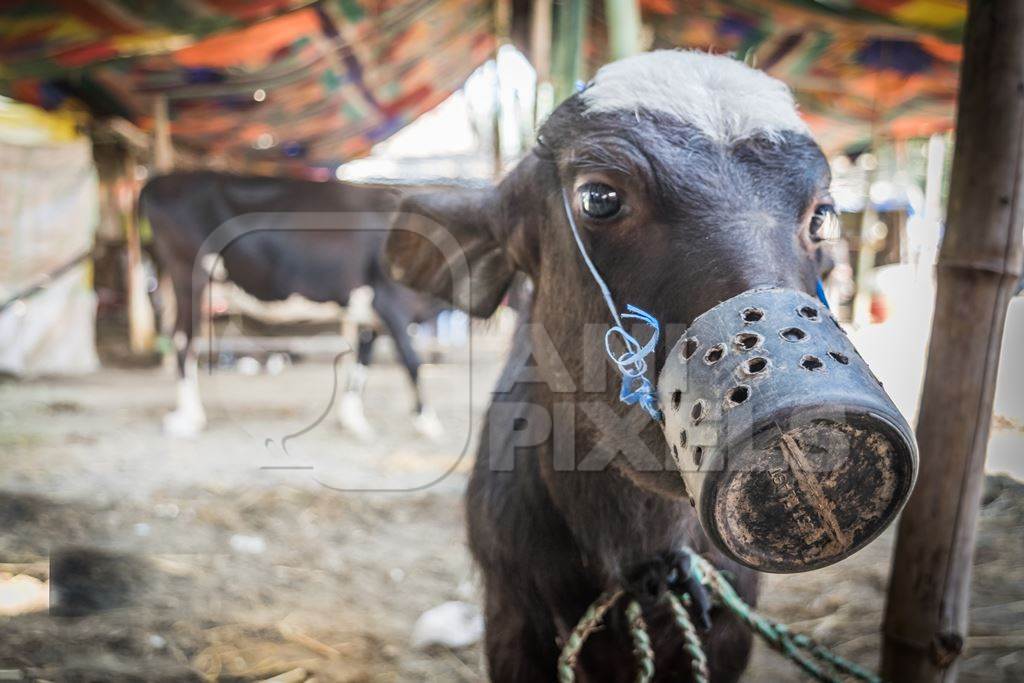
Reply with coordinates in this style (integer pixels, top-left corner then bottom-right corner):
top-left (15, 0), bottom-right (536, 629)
top-left (658, 288), bottom-right (918, 573)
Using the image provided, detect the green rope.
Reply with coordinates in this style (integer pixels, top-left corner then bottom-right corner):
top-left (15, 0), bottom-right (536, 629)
top-left (625, 600), bottom-right (655, 683)
top-left (666, 592), bottom-right (709, 683)
top-left (557, 589), bottom-right (623, 683)
top-left (557, 548), bottom-right (886, 683)
top-left (683, 549), bottom-right (883, 683)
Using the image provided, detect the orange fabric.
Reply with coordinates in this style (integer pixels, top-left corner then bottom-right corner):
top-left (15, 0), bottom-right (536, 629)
top-left (172, 9), bottom-right (320, 69)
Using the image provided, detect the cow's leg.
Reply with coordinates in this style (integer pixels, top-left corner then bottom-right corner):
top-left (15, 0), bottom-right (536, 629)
top-left (337, 327), bottom-right (376, 440)
top-left (371, 286), bottom-right (443, 440)
top-left (702, 610), bottom-right (755, 683)
top-left (155, 272), bottom-right (179, 373)
top-left (336, 286), bottom-right (376, 439)
top-left (482, 582), bottom-right (560, 683)
top-left (163, 282), bottom-right (206, 437)
top-left (701, 562), bottom-right (758, 683)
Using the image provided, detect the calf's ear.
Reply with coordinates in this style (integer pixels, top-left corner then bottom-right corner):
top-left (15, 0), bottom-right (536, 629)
top-left (385, 187), bottom-right (517, 318)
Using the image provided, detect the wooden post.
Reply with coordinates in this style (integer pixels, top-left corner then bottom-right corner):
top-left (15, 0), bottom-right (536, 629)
top-left (122, 94), bottom-right (173, 356)
top-left (530, 0), bottom-right (554, 126)
top-left (922, 134), bottom-right (946, 232)
top-left (552, 0), bottom-right (588, 104)
top-left (603, 0), bottom-right (641, 60)
top-left (123, 150), bottom-right (156, 354)
top-left (882, 2), bottom-right (1024, 681)
top-left (852, 151), bottom-right (880, 327)
top-left (492, 0), bottom-right (512, 179)
top-left (152, 94), bottom-right (173, 173)
top-left (918, 133), bottom-right (947, 271)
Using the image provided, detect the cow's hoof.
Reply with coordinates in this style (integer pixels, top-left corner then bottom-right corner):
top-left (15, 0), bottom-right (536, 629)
top-left (413, 408), bottom-right (444, 441)
top-left (337, 393), bottom-right (374, 441)
top-left (163, 409), bottom-right (206, 438)
top-left (347, 286), bottom-right (376, 325)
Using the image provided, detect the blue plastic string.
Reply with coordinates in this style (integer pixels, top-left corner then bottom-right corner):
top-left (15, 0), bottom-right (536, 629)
top-left (815, 279), bottom-right (830, 309)
top-left (606, 306), bottom-right (662, 420)
top-left (561, 189), bottom-right (662, 421)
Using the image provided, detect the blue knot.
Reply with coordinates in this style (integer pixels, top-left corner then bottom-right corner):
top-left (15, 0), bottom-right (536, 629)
top-left (604, 305), bottom-right (662, 421)
top-left (559, 187), bottom-right (662, 423)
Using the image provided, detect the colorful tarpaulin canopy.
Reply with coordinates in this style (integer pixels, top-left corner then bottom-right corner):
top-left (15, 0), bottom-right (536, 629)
top-left (0, 0), bottom-right (965, 164)
top-left (0, 0), bottom-right (495, 168)
top-left (0, 0), bottom-right (317, 77)
top-left (639, 0), bottom-right (964, 151)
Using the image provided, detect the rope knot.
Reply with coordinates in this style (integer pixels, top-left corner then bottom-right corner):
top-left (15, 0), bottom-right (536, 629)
top-left (604, 305), bottom-right (662, 421)
top-left (558, 547), bottom-right (885, 683)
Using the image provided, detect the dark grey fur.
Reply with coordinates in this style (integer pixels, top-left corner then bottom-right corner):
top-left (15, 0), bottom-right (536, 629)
top-left (386, 95), bottom-right (832, 681)
top-left (142, 171), bottom-right (440, 412)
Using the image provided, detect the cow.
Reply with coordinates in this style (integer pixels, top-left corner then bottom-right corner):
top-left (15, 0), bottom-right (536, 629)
top-left (384, 50), bottom-right (913, 681)
top-left (141, 171), bottom-right (445, 439)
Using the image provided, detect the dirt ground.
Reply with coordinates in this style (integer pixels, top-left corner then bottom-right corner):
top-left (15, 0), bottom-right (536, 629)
top-left (1, 337), bottom-right (1022, 682)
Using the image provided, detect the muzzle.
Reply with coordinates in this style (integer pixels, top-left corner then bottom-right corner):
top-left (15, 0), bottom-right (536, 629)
top-left (658, 288), bottom-right (918, 573)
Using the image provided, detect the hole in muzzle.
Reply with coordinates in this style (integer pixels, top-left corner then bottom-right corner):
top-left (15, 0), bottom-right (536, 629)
top-left (797, 305), bottom-right (820, 321)
top-left (726, 385), bottom-right (750, 406)
top-left (691, 400), bottom-right (706, 424)
top-left (671, 390), bottom-right (682, 409)
top-left (693, 446), bottom-right (704, 468)
top-left (681, 338), bottom-right (699, 360)
top-left (741, 307), bottom-right (764, 323)
top-left (780, 327), bottom-right (807, 342)
top-left (733, 332), bottom-right (763, 351)
top-left (800, 355), bottom-right (824, 371)
top-left (704, 344), bottom-right (725, 364)
top-left (829, 351), bottom-right (850, 365)
top-left (744, 357), bottom-right (768, 375)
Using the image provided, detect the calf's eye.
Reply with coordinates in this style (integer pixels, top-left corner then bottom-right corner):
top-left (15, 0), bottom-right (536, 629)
top-left (579, 183), bottom-right (622, 220)
top-left (809, 204), bottom-right (839, 242)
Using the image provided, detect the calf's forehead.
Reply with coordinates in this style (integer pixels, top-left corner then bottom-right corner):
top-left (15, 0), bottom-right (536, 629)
top-left (547, 110), bottom-right (828, 216)
top-left (580, 50), bottom-right (810, 144)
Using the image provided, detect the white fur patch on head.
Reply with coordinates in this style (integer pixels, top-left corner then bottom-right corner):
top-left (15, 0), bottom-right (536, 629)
top-left (581, 50), bottom-right (810, 143)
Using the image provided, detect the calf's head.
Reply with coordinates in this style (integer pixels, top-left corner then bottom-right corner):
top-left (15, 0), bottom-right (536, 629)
top-left (386, 51), bottom-right (917, 572)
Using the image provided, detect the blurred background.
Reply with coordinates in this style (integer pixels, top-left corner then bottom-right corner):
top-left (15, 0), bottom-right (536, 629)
top-left (0, 1), bottom-right (1021, 681)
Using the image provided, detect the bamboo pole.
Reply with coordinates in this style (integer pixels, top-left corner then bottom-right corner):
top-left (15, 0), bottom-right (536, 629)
top-left (122, 94), bottom-right (172, 355)
top-left (552, 0), bottom-right (588, 104)
top-left (918, 134), bottom-right (947, 271)
top-left (530, 0), bottom-right (554, 126)
top-left (123, 150), bottom-right (156, 354)
top-left (603, 0), bottom-right (641, 60)
top-left (881, 2), bottom-right (1024, 681)
top-left (492, 0), bottom-right (511, 179)
top-left (152, 94), bottom-right (173, 173)
top-left (852, 154), bottom-right (881, 327)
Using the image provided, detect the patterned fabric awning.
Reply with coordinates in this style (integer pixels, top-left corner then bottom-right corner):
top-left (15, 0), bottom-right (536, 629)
top-left (0, 0), bottom-right (495, 168)
top-left (0, 0), bottom-right (316, 77)
top-left (0, 0), bottom-right (964, 163)
top-left (641, 0), bottom-right (964, 151)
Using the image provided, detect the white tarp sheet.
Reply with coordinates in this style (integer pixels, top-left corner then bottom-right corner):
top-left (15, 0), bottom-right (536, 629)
top-left (0, 136), bottom-right (99, 376)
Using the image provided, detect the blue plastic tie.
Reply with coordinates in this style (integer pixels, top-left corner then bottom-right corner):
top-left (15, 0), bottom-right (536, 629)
top-left (606, 306), bottom-right (662, 420)
top-left (815, 279), bottom-right (830, 309)
top-left (561, 189), bottom-right (662, 422)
